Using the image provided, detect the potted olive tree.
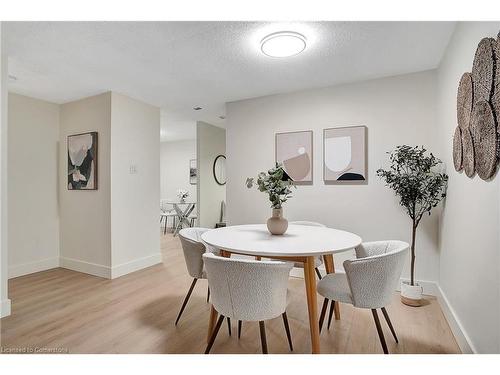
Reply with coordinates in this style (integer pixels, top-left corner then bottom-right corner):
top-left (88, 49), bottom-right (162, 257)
top-left (377, 146), bottom-right (448, 306)
top-left (246, 163), bottom-right (295, 235)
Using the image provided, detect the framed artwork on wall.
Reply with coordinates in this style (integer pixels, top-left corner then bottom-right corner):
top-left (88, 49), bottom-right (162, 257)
top-left (67, 132), bottom-right (98, 190)
top-left (323, 126), bottom-right (367, 183)
top-left (189, 159), bottom-right (197, 185)
top-left (275, 130), bottom-right (313, 184)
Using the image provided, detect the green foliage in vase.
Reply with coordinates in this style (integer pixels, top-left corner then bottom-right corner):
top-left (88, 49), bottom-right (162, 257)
top-left (376, 145), bottom-right (448, 286)
top-left (246, 163), bottom-right (296, 209)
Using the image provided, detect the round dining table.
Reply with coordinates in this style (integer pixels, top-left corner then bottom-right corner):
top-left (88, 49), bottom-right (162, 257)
top-left (201, 223), bottom-right (362, 354)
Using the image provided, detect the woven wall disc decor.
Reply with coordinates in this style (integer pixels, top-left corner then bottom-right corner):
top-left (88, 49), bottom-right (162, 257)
top-left (471, 101), bottom-right (497, 180)
top-left (492, 36), bottom-right (500, 129)
top-left (462, 128), bottom-right (475, 178)
top-left (472, 37), bottom-right (495, 104)
top-left (456, 72), bottom-right (474, 130)
top-left (453, 127), bottom-right (463, 171)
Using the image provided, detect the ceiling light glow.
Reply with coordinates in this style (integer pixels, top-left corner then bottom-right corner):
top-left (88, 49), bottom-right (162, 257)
top-left (260, 31), bottom-right (306, 58)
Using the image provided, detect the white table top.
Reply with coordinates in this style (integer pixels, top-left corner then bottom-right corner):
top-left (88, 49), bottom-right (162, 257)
top-left (201, 224), bottom-right (362, 257)
top-left (166, 201), bottom-right (196, 205)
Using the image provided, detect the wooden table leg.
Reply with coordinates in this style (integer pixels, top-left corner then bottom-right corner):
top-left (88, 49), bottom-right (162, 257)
top-left (206, 250), bottom-right (231, 343)
top-left (323, 254), bottom-right (341, 320)
top-left (304, 256), bottom-right (321, 354)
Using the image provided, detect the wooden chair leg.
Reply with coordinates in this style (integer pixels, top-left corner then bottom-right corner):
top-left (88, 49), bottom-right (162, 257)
top-left (205, 315), bottom-right (225, 354)
top-left (315, 267), bottom-right (322, 280)
top-left (163, 216), bottom-right (168, 235)
top-left (381, 307), bottom-right (398, 343)
top-left (319, 298), bottom-right (329, 333)
top-left (175, 278), bottom-right (197, 325)
top-left (238, 320), bottom-right (242, 339)
top-left (259, 321), bottom-right (268, 354)
top-left (327, 300), bottom-right (335, 329)
top-left (282, 312), bottom-right (293, 351)
top-left (206, 286), bottom-right (210, 303)
top-left (226, 317), bottom-right (232, 336)
top-left (371, 309), bottom-right (388, 354)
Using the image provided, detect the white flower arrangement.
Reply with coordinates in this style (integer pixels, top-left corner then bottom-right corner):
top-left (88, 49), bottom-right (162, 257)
top-left (177, 189), bottom-right (189, 200)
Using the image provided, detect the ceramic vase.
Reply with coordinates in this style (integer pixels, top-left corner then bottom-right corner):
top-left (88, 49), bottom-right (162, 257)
top-left (267, 208), bottom-right (288, 235)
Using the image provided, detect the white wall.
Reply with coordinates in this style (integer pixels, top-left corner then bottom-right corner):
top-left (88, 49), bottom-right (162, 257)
top-left (436, 22), bottom-right (500, 354)
top-left (160, 139), bottom-right (196, 202)
top-left (226, 71), bottom-right (440, 284)
top-left (8, 93), bottom-right (60, 278)
top-left (59, 92), bottom-right (112, 277)
top-left (197, 121), bottom-right (226, 228)
top-left (110, 92), bottom-right (161, 278)
top-left (0, 22), bottom-right (11, 317)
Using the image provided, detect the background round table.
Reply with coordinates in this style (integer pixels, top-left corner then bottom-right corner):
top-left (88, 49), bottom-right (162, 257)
top-left (201, 224), bottom-right (362, 354)
top-left (165, 201), bottom-right (197, 236)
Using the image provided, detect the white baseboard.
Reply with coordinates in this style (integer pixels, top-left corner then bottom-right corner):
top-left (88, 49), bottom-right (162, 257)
top-left (12, 253), bottom-right (163, 281)
top-left (60, 256), bottom-right (111, 279)
top-left (8, 257), bottom-right (60, 279)
top-left (0, 298), bottom-right (11, 318)
top-left (111, 253), bottom-right (162, 279)
top-left (435, 285), bottom-right (475, 354)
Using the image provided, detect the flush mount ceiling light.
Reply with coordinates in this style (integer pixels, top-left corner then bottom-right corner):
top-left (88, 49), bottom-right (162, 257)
top-left (260, 31), bottom-right (307, 58)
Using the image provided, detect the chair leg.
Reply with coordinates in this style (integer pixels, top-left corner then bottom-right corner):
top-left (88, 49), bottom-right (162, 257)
top-left (175, 278), bottom-right (197, 325)
top-left (226, 317), bottom-right (232, 336)
top-left (238, 320), bottom-right (242, 339)
top-left (163, 216), bottom-right (168, 235)
top-left (381, 307), bottom-right (398, 343)
top-left (371, 309), bottom-right (389, 354)
top-left (206, 286), bottom-right (210, 303)
top-left (282, 312), bottom-right (293, 351)
top-left (319, 298), bottom-right (329, 333)
top-left (205, 315), bottom-right (225, 354)
top-left (314, 267), bottom-right (322, 280)
top-left (259, 321), bottom-right (268, 354)
top-left (327, 300), bottom-right (335, 329)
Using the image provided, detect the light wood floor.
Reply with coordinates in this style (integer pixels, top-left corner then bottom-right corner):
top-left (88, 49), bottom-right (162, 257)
top-left (0, 232), bottom-right (460, 354)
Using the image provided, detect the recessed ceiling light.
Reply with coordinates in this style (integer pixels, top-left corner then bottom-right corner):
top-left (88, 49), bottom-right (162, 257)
top-left (193, 106), bottom-right (202, 111)
top-left (260, 31), bottom-right (307, 58)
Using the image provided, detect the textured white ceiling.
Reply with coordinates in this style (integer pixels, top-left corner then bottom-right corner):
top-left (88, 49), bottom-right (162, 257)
top-left (4, 21), bottom-right (455, 128)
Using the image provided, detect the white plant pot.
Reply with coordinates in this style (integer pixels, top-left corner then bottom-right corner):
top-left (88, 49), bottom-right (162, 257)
top-left (400, 280), bottom-right (423, 307)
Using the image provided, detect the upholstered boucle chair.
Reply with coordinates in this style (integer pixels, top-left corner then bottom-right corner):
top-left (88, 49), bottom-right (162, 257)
top-left (176, 227), bottom-right (231, 333)
top-left (203, 253), bottom-right (294, 354)
top-left (316, 240), bottom-right (408, 354)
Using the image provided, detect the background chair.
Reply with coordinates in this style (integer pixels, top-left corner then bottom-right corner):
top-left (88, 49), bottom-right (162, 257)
top-left (316, 240), bottom-right (408, 354)
top-left (203, 253), bottom-right (294, 354)
top-left (289, 221), bottom-right (326, 279)
top-left (176, 227), bottom-right (230, 335)
top-left (160, 200), bottom-right (178, 235)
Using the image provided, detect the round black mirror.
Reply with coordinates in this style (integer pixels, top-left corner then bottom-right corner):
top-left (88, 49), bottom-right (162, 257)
top-left (213, 155), bottom-right (226, 185)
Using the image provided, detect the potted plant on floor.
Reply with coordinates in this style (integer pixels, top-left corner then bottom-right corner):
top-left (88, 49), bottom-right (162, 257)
top-left (246, 163), bottom-right (295, 235)
top-left (377, 145), bottom-right (448, 306)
